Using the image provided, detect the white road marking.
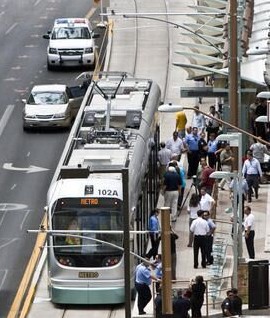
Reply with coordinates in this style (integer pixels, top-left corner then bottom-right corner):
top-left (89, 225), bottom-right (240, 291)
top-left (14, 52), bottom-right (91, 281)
top-left (0, 203), bottom-right (28, 211)
top-left (10, 184), bottom-right (17, 190)
top-left (3, 78), bottom-right (18, 81)
top-left (0, 270), bottom-right (8, 290)
top-left (20, 210), bottom-right (31, 230)
top-left (5, 22), bottom-right (18, 35)
top-left (0, 105), bottom-right (14, 137)
top-left (3, 163), bottom-right (49, 173)
top-left (0, 238), bottom-right (19, 251)
top-left (0, 210), bottom-right (7, 227)
top-left (34, 0), bottom-right (42, 6)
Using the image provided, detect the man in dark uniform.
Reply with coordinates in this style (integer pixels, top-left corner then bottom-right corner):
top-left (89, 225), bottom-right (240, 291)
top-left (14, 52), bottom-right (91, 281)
top-left (135, 258), bottom-right (159, 315)
top-left (173, 289), bottom-right (191, 318)
top-left (221, 290), bottom-right (234, 316)
top-left (231, 288), bottom-right (242, 315)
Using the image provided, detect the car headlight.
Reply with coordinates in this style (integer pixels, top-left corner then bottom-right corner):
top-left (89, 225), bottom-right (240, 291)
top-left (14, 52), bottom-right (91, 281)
top-left (54, 112), bottom-right (66, 118)
top-left (49, 47), bottom-right (57, 54)
top-left (25, 115), bottom-right (36, 119)
top-left (85, 47), bottom-right (93, 54)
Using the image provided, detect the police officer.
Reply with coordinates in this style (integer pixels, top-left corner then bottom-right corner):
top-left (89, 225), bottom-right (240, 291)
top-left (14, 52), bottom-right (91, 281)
top-left (135, 258), bottom-right (159, 315)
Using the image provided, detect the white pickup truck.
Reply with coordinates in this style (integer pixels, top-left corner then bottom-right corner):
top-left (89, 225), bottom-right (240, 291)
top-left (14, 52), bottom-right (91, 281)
top-left (43, 18), bottom-right (99, 70)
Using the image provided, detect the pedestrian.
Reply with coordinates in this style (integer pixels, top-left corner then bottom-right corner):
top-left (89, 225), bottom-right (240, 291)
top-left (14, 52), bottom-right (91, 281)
top-left (229, 177), bottom-right (248, 219)
top-left (190, 275), bottom-right (206, 317)
top-left (207, 133), bottom-right (218, 168)
top-left (163, 164), bottom-right (182, 222)
top-left (198, 132), bottom-right (208, 159)
top-left (185, 127), bottom-right (200, 178)
top-left (191, 106), bottom-right (205, 133)
top-left (219, 143), bottom-right (234, 190)
top-left (231, 287), bottom-right (242, 315)
top-left (154, 288), bottom-right (162, 318)
top-left (170, 227), bottom-right (179, 280)
top-left (221, 290), bottom-right (234, 316)
top-left (202, 210), bottom-right (216, 265)
top-left (145, 209), bottom-right (160, 260)
top-left (166, 131), bottom-right (186, 161)
top-left (242, 150), bottom-right (262, 202)
top-left (205, 105), bottom-right (221, 139)
top-left (198, 159), bottom-right (215, 195)
top-left (153, 254), bottom-right (162, 293)
top-left (135, 258), bottom-right (159, 315)
top-left (243, 205), bottom-right (255, 259)
top-left (173, 289), bottom-right (191, 318)
top-left (199, 187), bottom-right (215, 215)
top-left (250, 137), bottom-right (270, 171)
top-left (175, 110), bottom-right (187, 139)
top-left (169, 157), bottom-right (186, 210)
top-left (158, 142), bottom-right (172, 186)
top-left (187, 193), bottom-right (201, 247)
top-left (190, 210), bottom-right (209, 268)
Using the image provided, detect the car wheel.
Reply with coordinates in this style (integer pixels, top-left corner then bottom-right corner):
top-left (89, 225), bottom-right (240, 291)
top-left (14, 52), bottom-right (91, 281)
top-left (47, 62), bottom-right (54, 71)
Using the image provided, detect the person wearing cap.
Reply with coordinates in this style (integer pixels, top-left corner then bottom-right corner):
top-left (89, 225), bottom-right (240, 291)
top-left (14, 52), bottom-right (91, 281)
top-left (242, 150), bottom-right (262, 202)
top-left (165, 131), bottom-right (186, 161)
top-left (163, 163), bottom-right (182, 222)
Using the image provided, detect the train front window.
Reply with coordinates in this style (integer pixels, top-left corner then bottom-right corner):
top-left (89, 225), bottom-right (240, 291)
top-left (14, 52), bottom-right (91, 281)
top-left (51, 198), bottom-right (123, 267)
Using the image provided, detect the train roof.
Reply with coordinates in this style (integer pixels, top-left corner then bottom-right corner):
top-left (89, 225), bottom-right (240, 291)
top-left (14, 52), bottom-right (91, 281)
top-left (59, 75), bottom-right (160, 178)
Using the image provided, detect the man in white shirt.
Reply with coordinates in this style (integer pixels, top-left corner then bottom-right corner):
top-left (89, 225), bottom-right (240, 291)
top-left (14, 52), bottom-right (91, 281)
top-left (199, 187), bottom-right (215, 214)
top-left (165, 131), bottom-right (186, 161)
top-left (242, 150), bottom-right (262, 202)
top-left (191, 106), bottom-right (205, 133)
top-left (190, 210), bottom-right (210, 268)
top-left (158, 142), bottom-right (172, 185)
top-left (243, 206), bottom-right (255, 259)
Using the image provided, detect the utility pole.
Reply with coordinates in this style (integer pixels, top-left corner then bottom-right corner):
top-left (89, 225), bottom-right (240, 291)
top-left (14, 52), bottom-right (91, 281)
top-left (160, 207), bottom-right (173, 317)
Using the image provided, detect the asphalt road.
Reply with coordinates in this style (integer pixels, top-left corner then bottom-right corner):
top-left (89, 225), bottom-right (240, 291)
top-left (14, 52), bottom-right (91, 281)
top-left (0, 1), bottom-right (103, 316)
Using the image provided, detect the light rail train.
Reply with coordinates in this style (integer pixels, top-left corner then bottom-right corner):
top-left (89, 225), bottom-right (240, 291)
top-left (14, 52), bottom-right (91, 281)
top-left (45, 72), bottom-right (161, 304)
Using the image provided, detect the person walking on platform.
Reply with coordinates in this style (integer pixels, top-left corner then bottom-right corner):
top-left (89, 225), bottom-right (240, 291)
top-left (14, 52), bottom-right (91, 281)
top-left (175, 110), bottom-right (187, 139)
top-left (145, 209), bottom-right (160, 260)
top-left (190, 275), bottom-right (206, 317)
top-left (190, 210), bottom-right (209, 269)
top-left (199, 187), bottom-right (215, 215)
top-left (163, 164), bottom-right (182, 222)
top-left (170, 227), bottom-right (179, 280)
top-left (135, 258), bottom-right (159, 315)
top-left (203, 211), bottom-right (216, 265)
top-left (185, 127), bottom-right (200, 178)
top-left (242, 150), bottom-right (262, 202)
top-left (207, 133), bottom-right (218, 168)
top-left (187, 193), bottom-right (201, 247)
top-left (243, 206), bottom-right (255, 259)
top-left (158, 142), bottom-right (172, 186)
top-left (166, 131), bottom-right (186, 161)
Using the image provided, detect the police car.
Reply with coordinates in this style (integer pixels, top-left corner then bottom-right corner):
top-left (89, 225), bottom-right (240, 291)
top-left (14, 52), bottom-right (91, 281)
top-left (43, 18), bottom-right (99, 70)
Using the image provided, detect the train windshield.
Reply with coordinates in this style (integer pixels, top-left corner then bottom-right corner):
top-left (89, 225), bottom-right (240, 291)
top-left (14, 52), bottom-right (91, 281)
top-left (51, 197), bottom-right (123, 268)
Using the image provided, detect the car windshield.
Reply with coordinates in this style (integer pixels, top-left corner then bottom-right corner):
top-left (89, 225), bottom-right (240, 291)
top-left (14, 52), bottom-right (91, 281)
top-left (51, 27), bottom-right (91, 39)
top-left (28, 92), bottom-right (67, 105)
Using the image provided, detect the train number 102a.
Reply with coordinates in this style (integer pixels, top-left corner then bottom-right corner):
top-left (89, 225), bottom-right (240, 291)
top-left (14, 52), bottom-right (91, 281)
top-left (98, 189), bottom-right (118, 196)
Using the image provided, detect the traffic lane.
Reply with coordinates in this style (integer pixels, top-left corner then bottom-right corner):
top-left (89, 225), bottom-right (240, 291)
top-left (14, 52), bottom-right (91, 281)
top-left (0, 121), bottom-right (68, 318)
top-left (0, 0), bottom-right (98, 116)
